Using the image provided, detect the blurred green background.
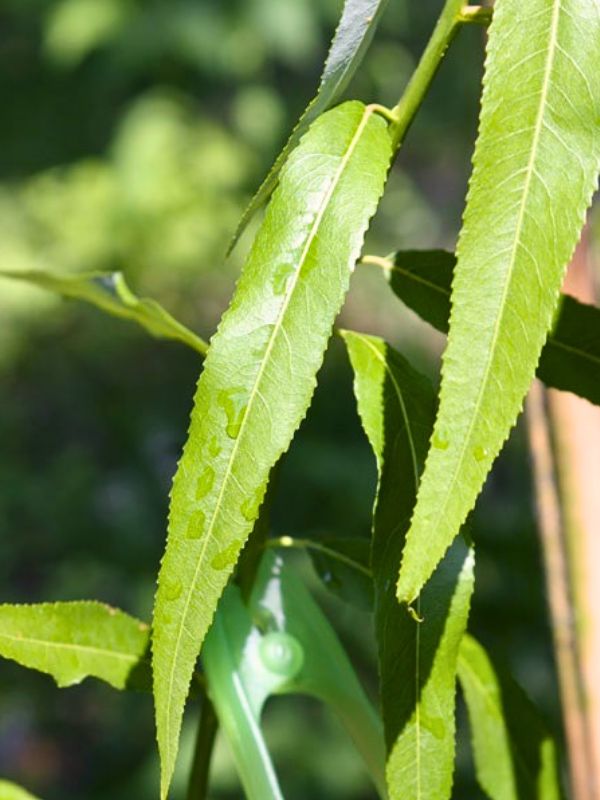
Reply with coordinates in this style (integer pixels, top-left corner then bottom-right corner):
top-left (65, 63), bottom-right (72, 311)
top-left (0, 1), bottom-right (573, 797)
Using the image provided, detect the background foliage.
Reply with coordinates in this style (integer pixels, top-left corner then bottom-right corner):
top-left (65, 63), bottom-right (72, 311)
top-left (1, 0), bottom-right (596, 797)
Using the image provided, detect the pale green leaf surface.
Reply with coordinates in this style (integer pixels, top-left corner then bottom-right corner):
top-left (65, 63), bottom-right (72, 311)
top-left (0, 602), bottom-right (149, 690)
top-left (398, 0), bottom-right (600, 603)
top-left (342, 330), bottom-right (474, 800)
top-left (0, 268), bottom-right (207, 355)
top-left (152, 101), bottom-right (392, 798)
top-left (228, 0), bottom-right (389, 250)
top-left (0, 780), bottom-right (42, 800)
top-left (458, 635), bottom-right (562, 800)
top-left (377, 249), bottom-right (600, 406)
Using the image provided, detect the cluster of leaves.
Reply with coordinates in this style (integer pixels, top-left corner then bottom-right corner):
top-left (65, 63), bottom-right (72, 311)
top-left (1, 0), bottom-right (599, 798)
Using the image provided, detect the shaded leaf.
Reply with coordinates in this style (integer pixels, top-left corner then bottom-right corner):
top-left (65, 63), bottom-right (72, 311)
top-left (375, 249), bottom-right (600, 407)
top-left (342, 329), bottom-right (475, 800)
top-left (300, 535), bottom-right (373, 611)
top-left (0, 781), bottom-right (41, 800)
top-left (152, 101), bottom-right (392, 798)
top-left (398, 0), bottom-right (600, 604)
top-left (458, 634), bottom-right (563, 800)
top-left (0, 268), bottom-right (207, 355)
top-left (228, 0), bottom-right (389, 250)
top-left (0, 602), bottom-right (149, 690)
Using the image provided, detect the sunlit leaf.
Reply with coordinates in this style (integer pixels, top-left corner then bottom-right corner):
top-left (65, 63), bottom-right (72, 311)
top-left (397, 0), bottom-right (600, 604)
top-left (0, 780), bottom-right (42, 800)
top-left (342, 330), bottom-right (475, 799)
top-left (0, 602), bottom-right (149, 690)
top-left (458, 635), bottom-right (563, 800)
top-left (228, 0), bottom-right (389, 251)
top-left (152, 101), bottom-right (392, 798)
top-left (373, 249), bottom-right (600, 407)
top-left (0, 268), bottom-right (207, 355)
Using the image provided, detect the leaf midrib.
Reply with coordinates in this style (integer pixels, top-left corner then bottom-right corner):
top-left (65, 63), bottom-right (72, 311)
top-left (160, 105), bottom-right (378, 771)
top-left (404, 0), bottom-right (562, 597)
top-left (360, 336), bottom-right (425, 795)
top-left (0, 631), bottom-right (140, 662)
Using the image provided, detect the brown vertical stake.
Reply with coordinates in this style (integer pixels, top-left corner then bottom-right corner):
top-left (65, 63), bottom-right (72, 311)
top-left (526, 232), bottom-right (600, 800)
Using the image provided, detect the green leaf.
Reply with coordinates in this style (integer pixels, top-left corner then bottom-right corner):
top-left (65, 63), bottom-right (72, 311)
top-left (228, 0), bottom-right (389, 251)
top-left (458, 634), bottom-right (563, 800)
top-left (397, 0), bottom-right (600, 604)
top-left (279, 535), bottom-right (374, 611)
top-left (0, 602), bottom-right (149, 690)
top-left (374, 249), bottom-right (600, 407)
top-left (342, 329), bottom-right (475, 800)
top-left (0, 268), bottom-right (207, 355)
top-left (152, 100), bottom-right (392, 798)
top-left (0, 781), bottom-right (42, 800)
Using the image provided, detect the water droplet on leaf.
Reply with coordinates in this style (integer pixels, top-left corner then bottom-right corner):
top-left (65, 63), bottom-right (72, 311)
top-left (185, 510), bottom-right (205, 539)
top-left (432, 432), bottom-right (449, 450)
top-left (240, 487), bottom-right (264, 522)
top-left (164, 580), bottom-right (182, 601)
top-left (259, 632), bottom-right (304, 678)
top-left (271, 263), bottom-right (295, 296)
top-left (217, 387), bottom-right (248, 439)
top-left (473, 445), bottom-right (488, 462)
top-left (211, 539), bottom-right (242, 570)
top-left (196, 467), bottom-right (215, 500)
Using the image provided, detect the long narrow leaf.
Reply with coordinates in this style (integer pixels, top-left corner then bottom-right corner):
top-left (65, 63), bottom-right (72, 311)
top-left (228, 0), bottom-right (389, 251)
top-left (458, 635), bottom-right (563, 800)
top-left (397, 0), bottom-right (600, 604)
top-left (342, 330), bottom-right (474, 800)
top-left (0, 268), bottom-right (207, 355)
top-left (372, 249), bottom-right (600, 407)
top-left (152, 101), bottom-right (392, 798)
top-left (0, 781), bottom-right (41, 800)
top-left (0, 602), bottom-right (149, 690)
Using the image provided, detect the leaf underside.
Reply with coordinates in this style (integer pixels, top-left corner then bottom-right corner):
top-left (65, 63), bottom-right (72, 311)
top-left (398, 0), bottom-right (600, 604)
top-left (0, 602), bottom-right (149, 690)
top-left (152, 101), bottom-right (392, 798)
top-left (0, 268), bottom-right (207, 355)
top-left (381, 249), bottom-right (600, 407)
top-left (458, 635), bottom-right (563, 800)
top-left (228, 0), bottom-right (389, 250)
top-left (342, 330), bottom-right (474, 800)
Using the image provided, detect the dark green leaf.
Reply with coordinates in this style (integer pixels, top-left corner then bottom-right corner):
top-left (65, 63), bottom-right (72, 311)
top-left (152, 101), bottom-right (392, 798)
top-left (0, 602), bottom-right (149, 690)
top-left (228, 0), bottom-right (389, 250)
top-left (398, 0), bottom-right (600, 604)
top-left (294, 535), bottom-right (373, 611)
top-left (342, 330), bottom-right (475, 799)
top-left (458, 635), bottom-right (563, 800)
top-left (0, 268), bottom-right (207, 355)
top-left (373, 249), bottom-right (600, 407)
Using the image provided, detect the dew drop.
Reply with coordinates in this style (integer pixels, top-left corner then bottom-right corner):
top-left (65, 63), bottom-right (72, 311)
top-left (196, 467), bottom-right (215, 500)
top-left (185, 509), bottom-right (206, 539)
top-left (432, 432), bottom-right (449, 450)
top-left (210, 539), bottom-right (243, 571)
top-left (271, 263), bottom-right (295, 296)
top-left (217, 387), bottom-right (248, 439)
top-left (164, 580), bottom-right (182, 601)
top-left (422, 714), bottom-right (445, 740)
top-left (240, 487), bottom-right (264, 522)
top-left (473, 445), bottom-right (488, 462)
top-left (259, 632), bottom-right (304, 679)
